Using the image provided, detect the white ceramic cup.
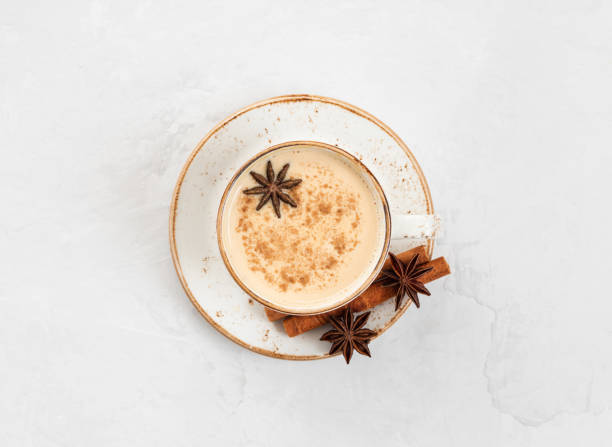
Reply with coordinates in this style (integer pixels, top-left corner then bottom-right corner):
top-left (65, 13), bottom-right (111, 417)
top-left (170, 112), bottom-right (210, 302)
top-left (217, 141), bottom-right (439, 315)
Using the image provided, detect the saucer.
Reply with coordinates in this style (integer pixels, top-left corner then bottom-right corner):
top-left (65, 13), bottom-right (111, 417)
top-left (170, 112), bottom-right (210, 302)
top-left (169, 94), bottom-right (434, 360)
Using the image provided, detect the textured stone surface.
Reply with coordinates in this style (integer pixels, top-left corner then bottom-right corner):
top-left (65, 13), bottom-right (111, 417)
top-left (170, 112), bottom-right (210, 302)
top-left (1, 1), bottom-right (611, 445)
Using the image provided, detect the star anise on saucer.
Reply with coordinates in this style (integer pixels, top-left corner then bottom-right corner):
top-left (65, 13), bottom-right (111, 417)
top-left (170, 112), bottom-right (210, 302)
top-left (242, 160), bottom-right (302, 218)
top-left (320, 307), bottom-right (376, 364)
top-left (374, 252), bottom-right (433, 310)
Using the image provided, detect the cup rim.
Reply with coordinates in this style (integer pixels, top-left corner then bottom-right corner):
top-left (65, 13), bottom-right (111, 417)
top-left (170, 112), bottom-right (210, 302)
top-left (216, 140), bottom-right (392, 316)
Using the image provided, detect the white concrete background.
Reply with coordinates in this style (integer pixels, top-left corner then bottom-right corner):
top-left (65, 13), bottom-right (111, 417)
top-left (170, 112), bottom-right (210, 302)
top-left (1, 1), bottom-right (611, 445)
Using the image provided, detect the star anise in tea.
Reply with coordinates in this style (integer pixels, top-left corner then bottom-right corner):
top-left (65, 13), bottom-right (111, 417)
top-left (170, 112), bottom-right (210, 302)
top-left (375, 252), bottom-right (433, 310)
top-left (242, 160), bottom-right (302, 218)
top-left (320, 307), bottom-right (376, 364)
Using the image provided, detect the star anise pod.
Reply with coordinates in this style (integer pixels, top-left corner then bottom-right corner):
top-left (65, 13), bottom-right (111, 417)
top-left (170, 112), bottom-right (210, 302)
top-left (374, 252), bottom-right (433, 310)
top-left (242, 160), bottom-right (302, 218)
top-left (320, 307), bottom-right (376, 364)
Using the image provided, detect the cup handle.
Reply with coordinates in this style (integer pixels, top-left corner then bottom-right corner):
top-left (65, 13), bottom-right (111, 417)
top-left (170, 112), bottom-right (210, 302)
top-left (390, 214), bottom-right (440, 240)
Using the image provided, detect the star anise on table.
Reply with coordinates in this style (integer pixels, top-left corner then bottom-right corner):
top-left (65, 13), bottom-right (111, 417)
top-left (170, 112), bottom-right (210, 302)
top-left (242, 160), bottom-right (302, 218)
top-left (320, 307), bottom-right (376, 364)
top-left (374, 252), bottom-right (433, 310)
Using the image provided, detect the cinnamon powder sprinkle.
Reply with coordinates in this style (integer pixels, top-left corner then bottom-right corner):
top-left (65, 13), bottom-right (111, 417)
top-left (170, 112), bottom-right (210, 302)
top-left (235, 163), bottom-right (362, 293)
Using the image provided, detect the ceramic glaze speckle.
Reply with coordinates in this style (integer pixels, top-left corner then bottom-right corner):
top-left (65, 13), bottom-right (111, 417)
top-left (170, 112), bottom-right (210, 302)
top-left (171, 96), bottom-right (432, 359)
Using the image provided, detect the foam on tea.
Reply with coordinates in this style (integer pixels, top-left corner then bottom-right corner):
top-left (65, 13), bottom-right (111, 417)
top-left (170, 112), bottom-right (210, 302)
top-left (220, 144), bottom-right (388, 313)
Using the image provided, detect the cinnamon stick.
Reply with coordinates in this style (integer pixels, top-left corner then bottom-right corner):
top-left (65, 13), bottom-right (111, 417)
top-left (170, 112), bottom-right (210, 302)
top-left (264, 246), bottom-right (430, 322)
top-left (283, 253), bottom-right (450, 337)
top-left (265, 307), bottom-right (286, 322)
